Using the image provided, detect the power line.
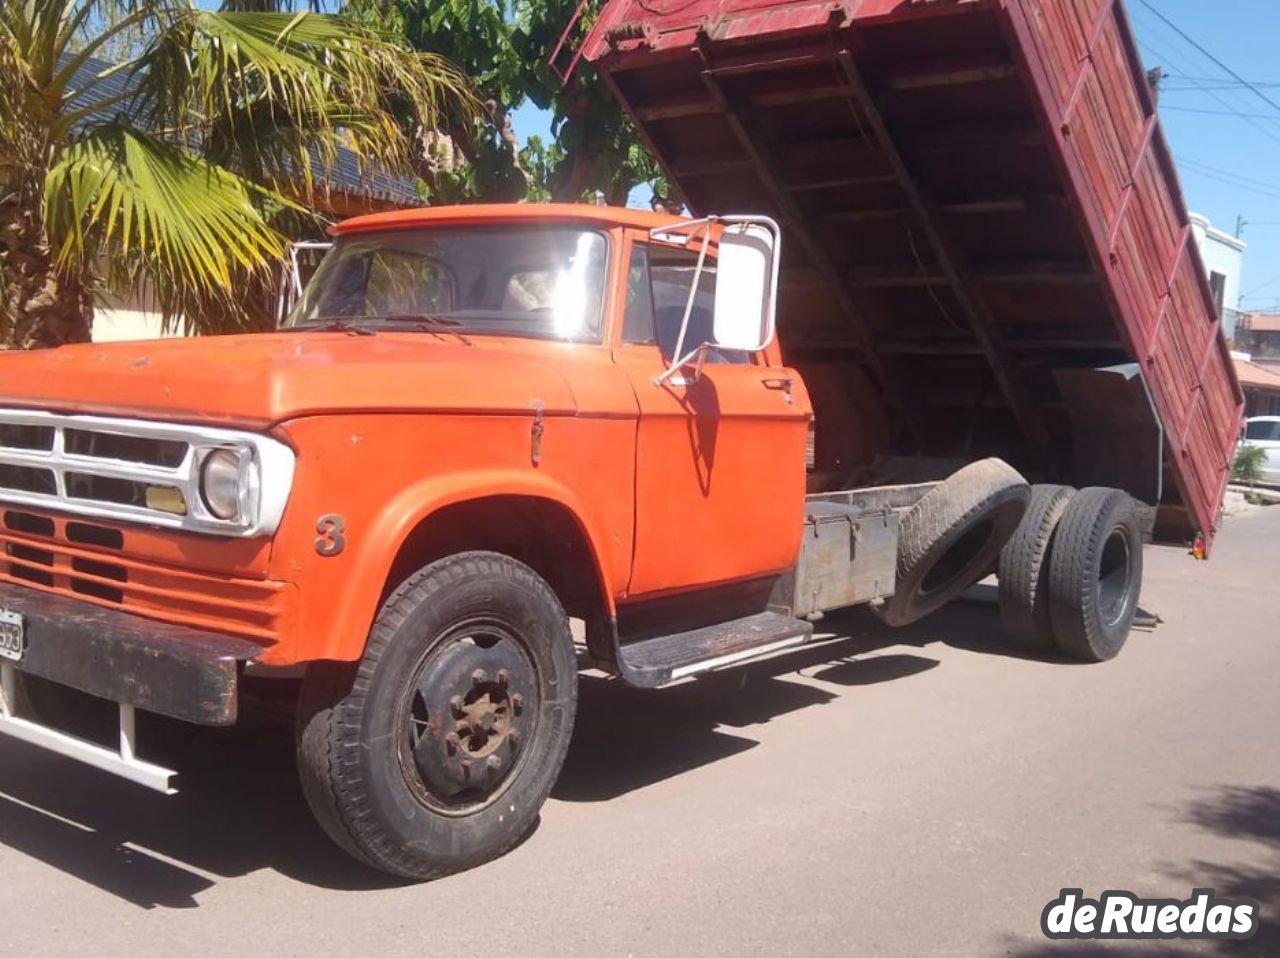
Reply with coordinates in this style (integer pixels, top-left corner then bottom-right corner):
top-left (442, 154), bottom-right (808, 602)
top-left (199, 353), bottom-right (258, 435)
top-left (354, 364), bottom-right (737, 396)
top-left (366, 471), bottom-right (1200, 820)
top-left (1179, 157), bottom-right (1280, 193)
top-left (1137, 35), bottom-right (1280, 151)
top-left (1242, 269), bottom-right (1280, 299)
top-left (1178, 161), bottom-right (1280, 202)
top-left (1164, 74), bottom-right (1280, 88)
top-left (1162, 105), bottom-right (1280, 121)
top-left (1136, 0), bottom-right (1280, 116)
top-left (1163, 84), bottom-right (1280, 92)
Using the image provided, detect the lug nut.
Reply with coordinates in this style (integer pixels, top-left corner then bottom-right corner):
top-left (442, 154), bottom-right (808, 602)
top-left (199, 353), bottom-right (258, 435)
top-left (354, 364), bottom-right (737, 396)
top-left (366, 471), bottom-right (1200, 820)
top-left (508, 729), bottom-right (520, 748)
top-left (449, 695), bottom-right (465, 718)
top-left (471, 668), bottom-right (489, 686)
top-left (461, 759), bottom-right (473, 781)
top-left (486, 755), bottom-right (503, 773)
top-left (444, 731), bottom-right (460, 754)
top-left (496, 668), bottom-right (511, 687)
top-left (510, 693), bottom-right (525, 714)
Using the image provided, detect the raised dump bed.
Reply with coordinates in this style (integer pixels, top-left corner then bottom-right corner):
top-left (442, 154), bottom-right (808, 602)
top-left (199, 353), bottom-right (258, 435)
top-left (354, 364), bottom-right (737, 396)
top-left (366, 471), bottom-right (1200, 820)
top-left (580, 0), bottom-right (1243, 551)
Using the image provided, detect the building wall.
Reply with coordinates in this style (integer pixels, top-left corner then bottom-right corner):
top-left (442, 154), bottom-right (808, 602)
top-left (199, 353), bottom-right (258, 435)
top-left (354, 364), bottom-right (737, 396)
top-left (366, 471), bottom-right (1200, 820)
top-left (91, 306), bottom-right (179, 343)
top-left (1189, 212), bottom-right (1247, 342)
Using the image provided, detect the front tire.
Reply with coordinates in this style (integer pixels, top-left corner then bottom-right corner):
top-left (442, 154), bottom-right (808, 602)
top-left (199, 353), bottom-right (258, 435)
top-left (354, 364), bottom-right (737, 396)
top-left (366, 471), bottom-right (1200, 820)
top-left (296, 551), bottom-right (578, 880)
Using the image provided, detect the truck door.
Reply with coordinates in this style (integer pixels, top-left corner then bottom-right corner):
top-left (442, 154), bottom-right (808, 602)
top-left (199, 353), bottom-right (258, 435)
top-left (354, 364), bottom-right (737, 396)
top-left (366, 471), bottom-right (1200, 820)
top-left (614, 234), bottom-right (811, 598)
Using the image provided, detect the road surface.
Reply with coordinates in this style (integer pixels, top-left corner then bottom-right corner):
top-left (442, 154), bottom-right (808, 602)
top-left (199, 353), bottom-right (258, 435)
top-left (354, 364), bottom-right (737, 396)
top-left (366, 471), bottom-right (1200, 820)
top-left (1, 509), bottom-right (1277, 956)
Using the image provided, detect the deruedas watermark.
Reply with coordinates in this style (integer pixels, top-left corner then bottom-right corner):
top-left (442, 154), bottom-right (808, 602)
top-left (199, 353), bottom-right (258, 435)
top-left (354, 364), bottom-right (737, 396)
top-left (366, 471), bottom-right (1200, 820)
top-left (1041, 888), bottom-right (1260, 941)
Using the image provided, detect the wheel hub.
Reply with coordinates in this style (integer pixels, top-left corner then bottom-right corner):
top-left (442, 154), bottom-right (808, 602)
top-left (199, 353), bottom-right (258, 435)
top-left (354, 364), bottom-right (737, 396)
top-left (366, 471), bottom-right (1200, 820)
top-left (405, 627), bottom-right (536, 806)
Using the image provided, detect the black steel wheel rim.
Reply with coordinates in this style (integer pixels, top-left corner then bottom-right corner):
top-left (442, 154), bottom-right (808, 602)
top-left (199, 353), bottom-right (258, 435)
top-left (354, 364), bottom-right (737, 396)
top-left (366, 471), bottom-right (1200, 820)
top-left (396, 617), bottom-right (540, 815)
top-left (1096, 528), bottom-right (1133, 627)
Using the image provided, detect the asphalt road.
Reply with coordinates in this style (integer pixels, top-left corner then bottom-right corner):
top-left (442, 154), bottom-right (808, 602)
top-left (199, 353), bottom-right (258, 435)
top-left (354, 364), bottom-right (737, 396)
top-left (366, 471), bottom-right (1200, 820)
top-left (2, 508), bottom-right (1278, 956)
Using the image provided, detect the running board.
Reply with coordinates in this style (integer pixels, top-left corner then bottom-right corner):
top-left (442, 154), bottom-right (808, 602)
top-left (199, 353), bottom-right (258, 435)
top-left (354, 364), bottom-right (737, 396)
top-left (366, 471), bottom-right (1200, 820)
top-left (614, 611), bottom-right (814, 689)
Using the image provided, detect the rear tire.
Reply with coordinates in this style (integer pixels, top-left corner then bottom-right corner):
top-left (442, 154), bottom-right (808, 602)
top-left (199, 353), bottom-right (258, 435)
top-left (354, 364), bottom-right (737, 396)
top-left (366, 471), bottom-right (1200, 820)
top-left (876, 458), bottom-right (1030, 627)
top-left (296, 551), bottom-right (578, 880)
top-left (997, 484), bottom-right (1076, 651)
top-left (1047, 488), bottom-right (1143, 662)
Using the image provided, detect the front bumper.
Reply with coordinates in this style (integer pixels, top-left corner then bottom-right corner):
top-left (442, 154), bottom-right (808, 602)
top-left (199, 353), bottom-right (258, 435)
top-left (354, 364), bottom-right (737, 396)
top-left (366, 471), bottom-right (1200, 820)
top-left (0, 581), bottom-right (262, 726)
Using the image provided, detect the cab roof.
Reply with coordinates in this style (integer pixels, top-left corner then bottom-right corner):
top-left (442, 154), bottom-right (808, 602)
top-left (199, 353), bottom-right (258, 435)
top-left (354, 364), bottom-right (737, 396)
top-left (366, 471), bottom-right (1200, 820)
top-left (333, 202), bottom-right (686, 236)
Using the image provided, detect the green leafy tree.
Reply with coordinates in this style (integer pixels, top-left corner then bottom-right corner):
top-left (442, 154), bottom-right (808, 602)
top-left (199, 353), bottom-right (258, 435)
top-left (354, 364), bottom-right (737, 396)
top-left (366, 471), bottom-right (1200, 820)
top-left (0, 0), bottom-right (473, 346)
top-left (353, 0), bottom-right (670, 205)
top-left (1233, 443), bottom-right (1268, 486)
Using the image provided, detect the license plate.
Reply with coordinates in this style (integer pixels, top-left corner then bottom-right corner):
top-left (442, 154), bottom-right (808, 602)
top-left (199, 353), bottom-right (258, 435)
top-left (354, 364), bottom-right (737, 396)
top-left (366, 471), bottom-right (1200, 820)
top-left (0, 609), bottom-right (24, 662)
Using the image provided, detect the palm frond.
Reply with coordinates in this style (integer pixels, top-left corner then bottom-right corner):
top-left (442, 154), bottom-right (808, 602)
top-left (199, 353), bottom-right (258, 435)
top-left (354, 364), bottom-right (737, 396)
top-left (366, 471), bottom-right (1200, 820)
top-left (134, 9), bottom-right (476, 200)
top-left (44, 122), bottom-right (300, 327)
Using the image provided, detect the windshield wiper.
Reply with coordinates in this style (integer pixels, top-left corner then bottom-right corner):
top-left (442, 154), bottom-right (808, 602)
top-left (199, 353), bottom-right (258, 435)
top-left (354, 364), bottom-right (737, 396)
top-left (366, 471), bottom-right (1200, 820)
top-left (301, 320), bottom-right (376, 337)
top-left (378, 313), bottom-right (472, 346)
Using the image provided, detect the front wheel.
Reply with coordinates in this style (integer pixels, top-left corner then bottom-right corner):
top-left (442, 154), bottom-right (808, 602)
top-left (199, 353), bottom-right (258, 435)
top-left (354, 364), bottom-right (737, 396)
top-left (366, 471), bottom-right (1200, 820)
top-left (296, 551), bottom-right (578, 880)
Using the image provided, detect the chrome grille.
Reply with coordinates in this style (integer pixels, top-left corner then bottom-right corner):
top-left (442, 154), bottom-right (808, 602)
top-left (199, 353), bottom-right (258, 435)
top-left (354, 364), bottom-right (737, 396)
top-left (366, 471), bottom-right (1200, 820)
top-left (0, 408), bottom-right (296, 537)
top-left (0, 423), bottom-right (54, 451)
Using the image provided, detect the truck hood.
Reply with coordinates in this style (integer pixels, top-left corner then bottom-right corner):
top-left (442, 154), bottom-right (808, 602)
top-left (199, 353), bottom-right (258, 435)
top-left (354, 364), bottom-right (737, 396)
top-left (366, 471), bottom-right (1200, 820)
top-left (0, 332), bottom-right (580, 426)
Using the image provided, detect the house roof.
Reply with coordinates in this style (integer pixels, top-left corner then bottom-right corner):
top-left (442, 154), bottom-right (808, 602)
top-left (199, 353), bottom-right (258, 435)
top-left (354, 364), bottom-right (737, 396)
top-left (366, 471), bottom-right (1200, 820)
top-left (1244, 313), bottom-right (1280, 333)
top-left (62, 53), bottom-right (419, 207)
top-left (1235, 357), bottom-right (1280, 393)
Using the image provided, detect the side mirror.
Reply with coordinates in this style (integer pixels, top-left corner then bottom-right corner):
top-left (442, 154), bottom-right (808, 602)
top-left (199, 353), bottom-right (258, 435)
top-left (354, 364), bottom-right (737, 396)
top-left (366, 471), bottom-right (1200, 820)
top-left (649, 216), bottom-right (782, 385)
top-left (713, 222), bottom-right (778, 353)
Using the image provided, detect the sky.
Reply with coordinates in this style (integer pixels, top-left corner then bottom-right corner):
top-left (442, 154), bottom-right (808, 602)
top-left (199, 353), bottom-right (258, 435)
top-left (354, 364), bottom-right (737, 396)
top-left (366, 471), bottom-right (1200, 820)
top-left (507, 0), bottom-right (1280, 310)
top-left (1124, 0), bottom-right (1280, 313)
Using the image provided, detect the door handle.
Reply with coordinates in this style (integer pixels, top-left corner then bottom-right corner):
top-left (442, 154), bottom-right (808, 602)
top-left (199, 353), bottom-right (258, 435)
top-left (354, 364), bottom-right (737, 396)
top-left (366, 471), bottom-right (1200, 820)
top-left (762, 376), bottom-right (794, 404)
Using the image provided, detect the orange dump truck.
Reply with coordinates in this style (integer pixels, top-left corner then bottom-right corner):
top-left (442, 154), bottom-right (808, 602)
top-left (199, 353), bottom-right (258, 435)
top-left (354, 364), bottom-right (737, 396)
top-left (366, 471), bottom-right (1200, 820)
top-left (0, 0), bottom-right (1241, 881)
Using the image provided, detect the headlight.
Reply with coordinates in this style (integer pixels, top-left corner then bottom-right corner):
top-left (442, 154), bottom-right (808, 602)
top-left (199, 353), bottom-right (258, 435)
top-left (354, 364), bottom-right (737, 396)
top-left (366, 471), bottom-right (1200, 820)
top-left (199, 448), bottom-right (260, 523)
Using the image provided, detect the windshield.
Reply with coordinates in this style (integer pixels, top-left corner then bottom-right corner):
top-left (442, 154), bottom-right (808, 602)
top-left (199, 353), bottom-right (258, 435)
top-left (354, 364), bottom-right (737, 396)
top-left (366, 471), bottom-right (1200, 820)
top-left (286, 226), bottom-right (608, 341)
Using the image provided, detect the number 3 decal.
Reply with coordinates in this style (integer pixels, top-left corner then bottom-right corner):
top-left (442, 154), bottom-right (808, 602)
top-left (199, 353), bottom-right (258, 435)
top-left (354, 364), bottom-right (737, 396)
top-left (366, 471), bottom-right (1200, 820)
top-left (315, 514), bottom-right (347, 557)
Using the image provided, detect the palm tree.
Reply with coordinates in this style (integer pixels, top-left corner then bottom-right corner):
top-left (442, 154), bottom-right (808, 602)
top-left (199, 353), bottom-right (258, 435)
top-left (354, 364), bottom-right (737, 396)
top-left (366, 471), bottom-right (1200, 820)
top-left (0, 0), bottom-right (473, 347)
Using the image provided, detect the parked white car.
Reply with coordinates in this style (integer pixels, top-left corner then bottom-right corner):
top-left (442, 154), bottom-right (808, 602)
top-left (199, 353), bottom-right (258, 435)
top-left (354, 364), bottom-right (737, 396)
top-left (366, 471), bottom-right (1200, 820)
top-left (1242, 417), bottom-right (1280, 485)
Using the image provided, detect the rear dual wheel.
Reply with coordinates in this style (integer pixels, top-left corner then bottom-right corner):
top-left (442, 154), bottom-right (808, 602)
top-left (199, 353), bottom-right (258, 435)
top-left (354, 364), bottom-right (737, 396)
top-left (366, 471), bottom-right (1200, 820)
top-left (997, 484), bottom-right (1076, 651)
top-left (997, 485), bottom-right (1144, 662)
top-left (1047, 488), bottom-right (1144, 662)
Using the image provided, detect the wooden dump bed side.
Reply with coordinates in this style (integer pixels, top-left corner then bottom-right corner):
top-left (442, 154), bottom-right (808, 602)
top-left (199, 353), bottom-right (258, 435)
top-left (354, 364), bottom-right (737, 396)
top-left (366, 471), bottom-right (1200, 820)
top-left (582, 0), bottom-right (1244, 551)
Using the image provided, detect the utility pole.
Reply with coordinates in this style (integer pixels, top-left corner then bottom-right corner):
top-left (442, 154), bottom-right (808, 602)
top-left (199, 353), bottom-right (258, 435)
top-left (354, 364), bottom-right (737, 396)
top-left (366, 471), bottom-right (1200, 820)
top-left (1236, 215), bottom-right (1248, 240)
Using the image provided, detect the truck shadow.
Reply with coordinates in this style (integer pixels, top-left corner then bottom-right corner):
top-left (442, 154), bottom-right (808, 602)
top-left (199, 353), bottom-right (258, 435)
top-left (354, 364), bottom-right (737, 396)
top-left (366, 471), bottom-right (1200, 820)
top-left (0, 718), bottom-right (400, 906)
top-left (0, 593), bottom-right (1078, 905)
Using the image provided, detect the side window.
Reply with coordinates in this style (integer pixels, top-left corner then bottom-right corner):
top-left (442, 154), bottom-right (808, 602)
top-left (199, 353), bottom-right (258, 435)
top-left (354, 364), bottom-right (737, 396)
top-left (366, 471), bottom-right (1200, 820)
top-left (622, 241), bottom-right (750, 364)
top-left (1208, 271), bottom-right (1227, 317)
top-left (622, 244), bottom-right (656, 344)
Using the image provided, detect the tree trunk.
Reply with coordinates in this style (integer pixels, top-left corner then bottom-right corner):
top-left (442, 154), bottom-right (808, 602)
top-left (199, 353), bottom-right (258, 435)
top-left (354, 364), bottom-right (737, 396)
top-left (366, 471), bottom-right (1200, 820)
top-left (0, 190), bottom-right (93, 349)
top-left (549, 155), bottom-right (595, 204)
top-left (548, 89), bottom-right (600, 204)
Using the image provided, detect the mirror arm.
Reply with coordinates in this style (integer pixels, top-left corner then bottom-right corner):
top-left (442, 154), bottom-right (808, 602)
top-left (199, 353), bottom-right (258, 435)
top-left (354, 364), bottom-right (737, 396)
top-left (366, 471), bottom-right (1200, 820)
top-left (667, 222), bottom-right (712, 367)
top-left (653, 342), bottom-right (708, 387)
